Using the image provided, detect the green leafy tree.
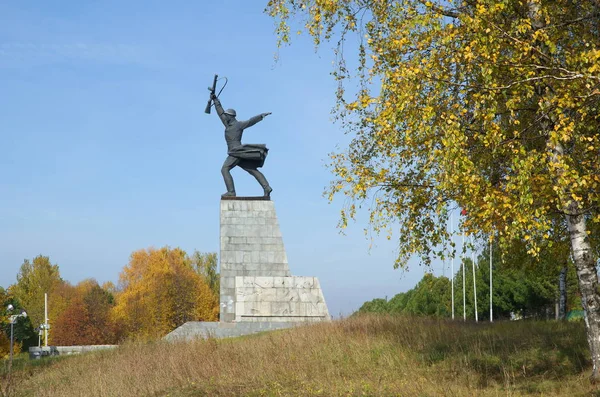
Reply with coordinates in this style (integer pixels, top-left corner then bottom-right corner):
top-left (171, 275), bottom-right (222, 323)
top-left (404, 274), bottom-right (452, 316)
top-left (0, 288), bottom-right (36, 354)
top-left (454, 255), bottom-right (553, 320)
top-left (357, 298), bottom-right (389, 314)
top-left (473, 241), bottom-right (581, 320)
top-left (9, 255), bottom-right (63, 339)
top-left (387, 290), bottom-right (415, 313)
top-left (190, 251), bottom-right (220, 297)
top-left (357, 274), bottom-right (450, 317)
top-left (268, 0), bottom-right (600, 377)
top-left (357, 242), bottom-right (582, 321)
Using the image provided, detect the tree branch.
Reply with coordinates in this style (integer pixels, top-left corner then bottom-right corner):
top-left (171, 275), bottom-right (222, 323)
top-left (489, 21), bottom-right (553, 62)
top-left (416, 0), bottom-right (460, 18)
top-left (426, 72), bottom-right (594, 92)
top-left (540, 12), bottom-right (600, 30)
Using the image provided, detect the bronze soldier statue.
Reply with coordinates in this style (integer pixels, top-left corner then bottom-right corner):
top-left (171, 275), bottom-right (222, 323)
top-left (209, 91), bottom-right (273, 198)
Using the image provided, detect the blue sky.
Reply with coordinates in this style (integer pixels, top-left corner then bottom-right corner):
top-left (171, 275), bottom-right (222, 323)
top-left (0, 0), bottom-right (451, 316)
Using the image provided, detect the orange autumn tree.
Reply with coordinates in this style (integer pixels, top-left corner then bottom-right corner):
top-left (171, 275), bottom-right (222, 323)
top-left (52, 279), bottom-right (118, 346)
top-left (46, 280), bottom-right (77, 344)
top-left (112, 247), bottom-right (218, 339)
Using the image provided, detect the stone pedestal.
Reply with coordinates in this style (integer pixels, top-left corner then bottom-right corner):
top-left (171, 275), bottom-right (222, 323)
top-left (220, 199), bottom-right (330, 323)
top-left (165, 197), bottom-right (330, 342)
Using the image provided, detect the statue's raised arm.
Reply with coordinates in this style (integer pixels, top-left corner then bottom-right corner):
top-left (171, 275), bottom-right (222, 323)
top-left (211, 94), bottom-right (229, 127)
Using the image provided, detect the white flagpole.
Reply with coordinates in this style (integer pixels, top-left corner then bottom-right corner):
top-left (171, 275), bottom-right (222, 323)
top-left (45, 293), bottom-right (48, 347)
top-left (462, 232), bottom-right (466, 321)
top-left (490, 238), bottom-right (493, 322)
top-left (451, 213), bottom-right (455, 320)
top-left (471, 237), bottom-right (478, 322)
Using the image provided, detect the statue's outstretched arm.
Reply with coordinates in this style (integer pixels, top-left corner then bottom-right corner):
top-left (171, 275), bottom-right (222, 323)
top-left (240, 112), bottom-right (272, 130)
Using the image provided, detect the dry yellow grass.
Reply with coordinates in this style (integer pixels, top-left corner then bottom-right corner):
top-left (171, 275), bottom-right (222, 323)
top-left (2, 315), bottom-right (596, 396)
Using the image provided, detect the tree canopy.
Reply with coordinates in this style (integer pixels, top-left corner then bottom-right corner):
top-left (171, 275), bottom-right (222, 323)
top-left (268, 0), bottom-right (599, 262)
top-left (9, 255), bottom-right (62, 334)
top-left (52, 279), bottom-right (118, 346)
top-left (112, 247), bottom-right (218, 339)
top-left (2, 248), bottom-right (219, 346)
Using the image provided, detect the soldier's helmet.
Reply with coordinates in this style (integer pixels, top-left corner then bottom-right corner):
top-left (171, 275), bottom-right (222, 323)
top-left (224, 109), bottom-right (237, 117)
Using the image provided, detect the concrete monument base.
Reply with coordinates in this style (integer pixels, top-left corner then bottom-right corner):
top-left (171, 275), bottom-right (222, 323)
top-left (164, 321), bottom-right (302, 341)
top-left (165, 198), bottom-right (330, 341)
top-left (233, 275), bottom-right (328, 322)
top-left (219, 199), bottom-right (330, 323)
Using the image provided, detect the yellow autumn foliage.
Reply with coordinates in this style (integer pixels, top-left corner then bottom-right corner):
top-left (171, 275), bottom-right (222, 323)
top-left (112, 247), bottom-right (218, 339)
top-left (0, 331), bottom-right (21, 359)
top-left (267, 0), bottom-right (599, 264)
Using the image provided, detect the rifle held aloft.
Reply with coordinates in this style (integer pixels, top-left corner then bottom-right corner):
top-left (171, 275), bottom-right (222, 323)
top-left (205, 74), bottom-right (218, 114)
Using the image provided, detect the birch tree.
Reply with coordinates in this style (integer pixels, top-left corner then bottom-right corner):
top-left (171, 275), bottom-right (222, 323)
top-left (267, 0), bottom-right (600, 378)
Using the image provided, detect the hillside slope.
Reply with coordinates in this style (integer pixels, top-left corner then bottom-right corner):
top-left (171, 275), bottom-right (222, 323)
top-left (4, 315), bottom-right (594, 396)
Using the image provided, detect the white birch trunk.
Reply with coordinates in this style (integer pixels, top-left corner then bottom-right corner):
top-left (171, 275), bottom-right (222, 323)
top-left (527, 0), bottom-right (600, 378)
top-left (553, 140), bottom-right (600, 379)
top-left (565, 207), bottom-right (600, 379)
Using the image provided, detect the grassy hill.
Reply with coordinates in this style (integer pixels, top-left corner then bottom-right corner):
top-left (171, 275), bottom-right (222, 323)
top-left (1, 315), bottom-right (595, 396)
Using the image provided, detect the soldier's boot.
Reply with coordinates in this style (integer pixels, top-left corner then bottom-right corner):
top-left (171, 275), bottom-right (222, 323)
top-left (263, 186), bottom-right (273, 198)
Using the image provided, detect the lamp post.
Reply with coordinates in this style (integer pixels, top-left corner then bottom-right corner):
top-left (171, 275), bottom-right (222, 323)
top-left (6, 304), bottom-right (27, 367)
